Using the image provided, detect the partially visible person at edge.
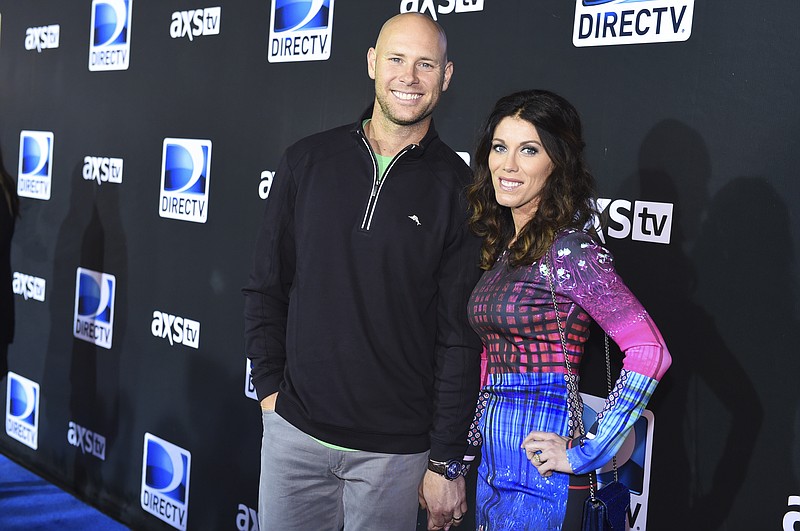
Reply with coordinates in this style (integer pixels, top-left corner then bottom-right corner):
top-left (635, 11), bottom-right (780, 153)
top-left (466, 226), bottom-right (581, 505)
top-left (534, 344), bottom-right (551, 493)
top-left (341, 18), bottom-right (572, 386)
top-left (242, 13), bottom-right (482, 531)
top-left (464, 89), bottom-right (672, 530)
top-left (0, 146), bottom-right (20, 379)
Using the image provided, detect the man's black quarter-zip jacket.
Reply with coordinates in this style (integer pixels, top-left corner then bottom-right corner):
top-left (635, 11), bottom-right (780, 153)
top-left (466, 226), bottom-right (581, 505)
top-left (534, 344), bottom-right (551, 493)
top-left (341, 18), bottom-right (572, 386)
top-left (243, 113), bottom-right (482, 461)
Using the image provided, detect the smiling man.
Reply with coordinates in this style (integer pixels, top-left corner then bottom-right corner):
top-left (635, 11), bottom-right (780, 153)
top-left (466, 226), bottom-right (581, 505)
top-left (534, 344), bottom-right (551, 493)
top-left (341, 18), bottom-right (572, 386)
top-left (243, 12), bottom-right (482, 531)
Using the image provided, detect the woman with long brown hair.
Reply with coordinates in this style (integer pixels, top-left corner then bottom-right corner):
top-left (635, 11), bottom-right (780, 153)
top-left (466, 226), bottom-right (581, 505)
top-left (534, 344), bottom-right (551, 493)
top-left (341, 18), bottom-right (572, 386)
top-left (465, 89), bottom-right (671, 529)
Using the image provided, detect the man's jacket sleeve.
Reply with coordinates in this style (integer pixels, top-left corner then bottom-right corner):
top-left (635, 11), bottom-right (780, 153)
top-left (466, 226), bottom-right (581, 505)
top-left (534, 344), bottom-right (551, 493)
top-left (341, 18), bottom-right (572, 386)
top-left (428, 192), bottom-right (483, 461)
top-left (242, 153), bottom-right (296, 401)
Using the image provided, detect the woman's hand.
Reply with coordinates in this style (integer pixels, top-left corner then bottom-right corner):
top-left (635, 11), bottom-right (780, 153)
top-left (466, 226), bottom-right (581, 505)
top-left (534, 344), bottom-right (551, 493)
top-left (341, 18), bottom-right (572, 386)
top-left (521, 431), bottom-right (574, 477)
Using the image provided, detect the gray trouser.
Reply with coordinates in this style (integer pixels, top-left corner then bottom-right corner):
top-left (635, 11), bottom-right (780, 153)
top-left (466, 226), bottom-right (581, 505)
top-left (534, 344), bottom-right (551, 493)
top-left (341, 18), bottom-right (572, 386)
top-left (259, 410), bottom-right (428, 531)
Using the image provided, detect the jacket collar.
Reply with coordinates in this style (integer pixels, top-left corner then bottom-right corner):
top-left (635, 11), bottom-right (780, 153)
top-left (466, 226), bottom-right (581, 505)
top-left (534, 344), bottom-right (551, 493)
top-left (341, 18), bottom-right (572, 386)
top-left (352, 107), bottom-right (439, 156)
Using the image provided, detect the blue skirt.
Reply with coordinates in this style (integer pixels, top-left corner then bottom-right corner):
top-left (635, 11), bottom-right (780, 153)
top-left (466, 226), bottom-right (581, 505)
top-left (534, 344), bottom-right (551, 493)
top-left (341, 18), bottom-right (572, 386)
top-left (475, 373), bottom-right (588, 531)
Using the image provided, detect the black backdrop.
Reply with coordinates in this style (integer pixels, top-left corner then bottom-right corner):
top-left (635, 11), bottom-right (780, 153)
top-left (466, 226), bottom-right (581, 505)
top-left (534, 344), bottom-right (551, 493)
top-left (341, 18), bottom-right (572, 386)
top-left (1, 1), bottom-right (799, 530)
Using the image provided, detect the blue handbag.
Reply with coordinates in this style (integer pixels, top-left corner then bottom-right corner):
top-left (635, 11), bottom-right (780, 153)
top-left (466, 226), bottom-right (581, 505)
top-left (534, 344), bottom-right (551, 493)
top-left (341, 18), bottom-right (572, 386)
top-left (581, 479), bottom-right (630, 530)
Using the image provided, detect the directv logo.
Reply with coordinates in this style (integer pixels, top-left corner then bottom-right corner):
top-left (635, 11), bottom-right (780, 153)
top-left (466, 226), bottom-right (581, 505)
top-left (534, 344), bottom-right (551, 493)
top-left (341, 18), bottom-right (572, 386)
top-left (268, 0), bottom-right (334, 63)
top-left (25, 24), bottom-right (60, 52)
top-left (151, 311), bottom-right (201, 349)
top-left (581, 393), bottom-right (654, 528)
top-left (573, 0), bottom-right (694, 48)
top-left (595, 198), bottom-right (673, 245)
top-left (170, 7), bottom-right (221, 41)
top-left (5, 372), bottom-right (40, 450)
top-left (73, 267), bottom-right (116, 349)
top-left (245, 359), bottom-right (257, 400)
top-left (83, 156), bottom-right (123, 185)
top-left (17, 130), bottom-right (53, 201)
top-left (159, 138), bottom-right (212, 224)
top-left (12, 272), bottom-right (47, 302)
top-left (141, 433), bottom-right (191, 531)
top-left (89, 0), bottom-right (133, 71)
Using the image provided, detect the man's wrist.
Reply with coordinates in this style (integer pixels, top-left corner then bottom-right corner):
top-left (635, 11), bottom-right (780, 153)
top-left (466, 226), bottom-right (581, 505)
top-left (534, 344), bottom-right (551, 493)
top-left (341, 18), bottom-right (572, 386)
top-left (427, 458), bottom-right (467, 480)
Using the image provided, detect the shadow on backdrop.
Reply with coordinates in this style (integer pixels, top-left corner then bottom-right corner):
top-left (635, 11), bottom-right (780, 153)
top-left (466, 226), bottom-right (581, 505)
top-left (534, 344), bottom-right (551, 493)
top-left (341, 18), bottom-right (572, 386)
top-left (41, 160), bottom-right (128, 518)
top-left (603, 119), bottom-right (763, 530)
top-left (692, 175), bottom-right (798, 527)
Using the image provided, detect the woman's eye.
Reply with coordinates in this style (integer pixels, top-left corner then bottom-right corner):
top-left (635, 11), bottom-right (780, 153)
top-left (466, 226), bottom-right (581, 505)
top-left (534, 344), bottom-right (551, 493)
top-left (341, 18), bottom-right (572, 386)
top-left (521, 146), bottom-right (539, 155)
top-left (491, 144), bottom-right (506, 153)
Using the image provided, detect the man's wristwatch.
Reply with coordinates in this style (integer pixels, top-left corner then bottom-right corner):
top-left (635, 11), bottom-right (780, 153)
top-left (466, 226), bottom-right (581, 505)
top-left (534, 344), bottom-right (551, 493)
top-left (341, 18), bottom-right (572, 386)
top-left (427, 458), bottom-right (466, 481)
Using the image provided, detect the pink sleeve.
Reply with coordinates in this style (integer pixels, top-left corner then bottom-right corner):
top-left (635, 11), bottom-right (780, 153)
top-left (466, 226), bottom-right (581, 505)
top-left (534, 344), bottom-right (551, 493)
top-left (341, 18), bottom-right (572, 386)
top-left (552, 232), bottom-right (672, 381)
top-left (614, 317), bottom-right (671, 380)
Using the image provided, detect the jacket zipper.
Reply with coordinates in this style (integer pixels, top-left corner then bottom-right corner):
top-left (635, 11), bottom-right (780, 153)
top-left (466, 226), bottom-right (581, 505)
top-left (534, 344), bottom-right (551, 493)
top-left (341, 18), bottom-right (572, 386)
top-left (358, 134), bottom-right (417, 231)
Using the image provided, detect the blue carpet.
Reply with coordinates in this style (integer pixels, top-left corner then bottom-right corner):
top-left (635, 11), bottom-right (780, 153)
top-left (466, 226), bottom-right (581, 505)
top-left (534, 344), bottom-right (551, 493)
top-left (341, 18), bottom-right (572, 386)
top-left (0, 453), bottom-right (129, 530)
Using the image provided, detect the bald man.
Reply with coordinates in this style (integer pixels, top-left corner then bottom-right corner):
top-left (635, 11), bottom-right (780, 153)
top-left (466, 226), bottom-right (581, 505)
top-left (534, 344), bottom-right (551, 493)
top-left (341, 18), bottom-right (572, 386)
top-left (244, 13), bottom-right (482, 531)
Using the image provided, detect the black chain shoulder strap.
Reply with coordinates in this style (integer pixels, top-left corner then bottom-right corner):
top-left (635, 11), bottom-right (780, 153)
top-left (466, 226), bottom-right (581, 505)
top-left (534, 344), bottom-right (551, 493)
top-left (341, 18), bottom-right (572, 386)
top-left (543, 251), bottom-right (618, 499)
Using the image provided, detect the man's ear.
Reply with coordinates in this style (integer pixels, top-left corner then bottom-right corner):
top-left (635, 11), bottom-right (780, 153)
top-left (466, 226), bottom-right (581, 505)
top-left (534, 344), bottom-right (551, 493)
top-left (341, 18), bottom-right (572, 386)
top-left (367, 47), bottom-right (377, 80)
top-left (442, 61), bottom-right (454, 92)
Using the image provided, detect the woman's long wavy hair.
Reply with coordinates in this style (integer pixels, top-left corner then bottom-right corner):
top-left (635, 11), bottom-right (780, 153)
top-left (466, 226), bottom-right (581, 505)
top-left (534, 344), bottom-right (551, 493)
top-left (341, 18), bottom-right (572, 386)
top-left (467, 89), bottom-right (597, 270)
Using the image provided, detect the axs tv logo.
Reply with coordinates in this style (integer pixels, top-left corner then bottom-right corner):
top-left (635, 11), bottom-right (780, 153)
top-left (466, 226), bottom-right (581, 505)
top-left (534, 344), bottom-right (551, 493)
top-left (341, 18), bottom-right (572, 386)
top-left (596, 198), bottom-right (673, 245)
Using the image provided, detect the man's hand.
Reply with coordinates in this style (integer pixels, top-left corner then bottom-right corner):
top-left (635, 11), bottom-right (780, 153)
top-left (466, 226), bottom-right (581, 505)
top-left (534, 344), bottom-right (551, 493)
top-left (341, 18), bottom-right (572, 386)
top-left (418, 470), bottom-right (467, 530)
top-left (260, 392), bottom-right (278, 412)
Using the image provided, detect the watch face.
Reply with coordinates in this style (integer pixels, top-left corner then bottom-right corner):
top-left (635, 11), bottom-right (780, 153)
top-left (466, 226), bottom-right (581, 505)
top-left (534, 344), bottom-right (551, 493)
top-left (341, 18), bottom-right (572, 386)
top-left (445, 461), bottom-right (462, 480)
